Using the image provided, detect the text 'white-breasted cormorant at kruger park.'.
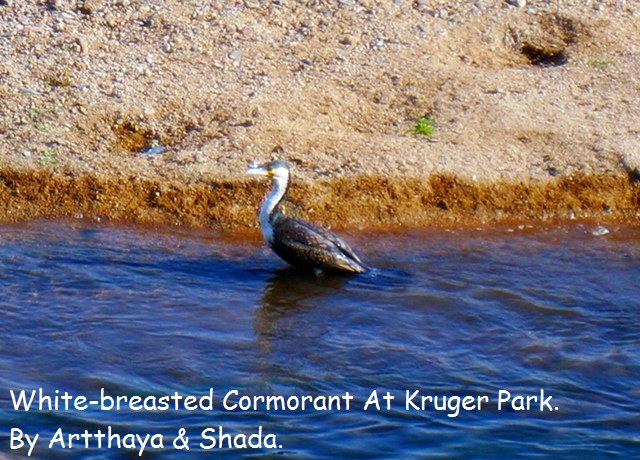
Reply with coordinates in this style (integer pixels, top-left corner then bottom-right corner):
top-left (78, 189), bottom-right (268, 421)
top-left (247, 160), bottom-right (367, 274)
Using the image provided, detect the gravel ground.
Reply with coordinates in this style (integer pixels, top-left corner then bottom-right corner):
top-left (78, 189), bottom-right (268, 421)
top-left (0, 0), bottom-right (639, 228)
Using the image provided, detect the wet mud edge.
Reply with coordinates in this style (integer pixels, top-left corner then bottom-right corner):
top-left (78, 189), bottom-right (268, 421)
top-left (0, 168), bottom-right (638, 230)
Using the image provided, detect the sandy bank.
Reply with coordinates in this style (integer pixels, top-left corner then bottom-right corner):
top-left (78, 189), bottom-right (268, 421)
top-left (1, 1), bottom-right (639, 229)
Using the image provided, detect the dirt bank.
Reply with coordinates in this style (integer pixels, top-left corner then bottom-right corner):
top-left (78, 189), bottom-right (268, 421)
top-left (1, 0), bottom-right (639, 229)
top-left (1, 168), bottom-right (637, 229)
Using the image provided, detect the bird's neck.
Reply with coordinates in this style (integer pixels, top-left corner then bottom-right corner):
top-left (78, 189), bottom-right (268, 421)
top-left (260, 174), bottom-right (288, 245)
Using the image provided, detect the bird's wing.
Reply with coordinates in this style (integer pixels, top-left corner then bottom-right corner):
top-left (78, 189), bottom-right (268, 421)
top-left (289, 218), bottom-right (364, 264)
top-left (272, 218), bottom-right (365, 272)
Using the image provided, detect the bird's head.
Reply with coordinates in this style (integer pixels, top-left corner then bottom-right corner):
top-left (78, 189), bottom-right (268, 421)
top-left (247, 160), bottom-right (290, 179)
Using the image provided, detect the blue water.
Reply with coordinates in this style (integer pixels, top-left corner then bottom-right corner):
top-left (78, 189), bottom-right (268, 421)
top-left (0, 220), bottom-right (639, 459)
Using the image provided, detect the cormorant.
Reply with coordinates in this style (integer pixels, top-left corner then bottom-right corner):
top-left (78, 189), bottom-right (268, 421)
top-left (247, 160), bottom-right (367, 274)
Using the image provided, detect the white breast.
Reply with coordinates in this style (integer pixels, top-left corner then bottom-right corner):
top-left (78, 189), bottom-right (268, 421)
top-left (260, 211), bottom-right (274, 245)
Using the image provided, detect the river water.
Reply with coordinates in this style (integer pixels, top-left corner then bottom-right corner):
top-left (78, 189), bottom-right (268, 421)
top-left (0, 220), bottom-right (638, 458)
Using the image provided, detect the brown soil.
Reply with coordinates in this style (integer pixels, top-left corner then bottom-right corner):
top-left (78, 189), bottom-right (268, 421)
top-left (1, 0), bottom-right (639, 230)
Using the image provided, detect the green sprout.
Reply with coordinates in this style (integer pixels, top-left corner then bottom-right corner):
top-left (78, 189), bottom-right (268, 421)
top-left (407, 115), bottom-right (435, 137)
top-left (26, 105), bottom-right (41, 121)
top-left (25, 104), bottom-right (58, 131)
top-left (588, 58), bottom-right (613, 69)
top-left (39, 147), bottom-right (60, 166)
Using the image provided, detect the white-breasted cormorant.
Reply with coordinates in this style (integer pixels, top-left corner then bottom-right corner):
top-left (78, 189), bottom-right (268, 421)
top-left (247, 160), bottom-right (367, 274)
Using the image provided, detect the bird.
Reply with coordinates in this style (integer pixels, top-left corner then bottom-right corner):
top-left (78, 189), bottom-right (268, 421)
top-left (247, 159), bottom-right (367, 274)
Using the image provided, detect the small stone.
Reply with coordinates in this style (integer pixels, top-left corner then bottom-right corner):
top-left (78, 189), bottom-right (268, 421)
top-left (141, 13), bottom-right (156, 27)
top-left (77, 37), bottom-right (89, 54)
top-left (370, 38), bottom-right (384, 49)
top-left (78, 0), bottom-right (93, 14)
top-left (592, 226), bottom-right (610, 236)
top-left (23, 149), bottom-right (32, 157)
top-left (53, 20), bottom-right (66, 32)
top-left (228, 49), bottom-right (243, 60)
top-left (506, 0), bottom-right (526, 7)
top-left (339, 36), bottom-right (352, 46)
top-left (140, 144), bottom-right (164, 155)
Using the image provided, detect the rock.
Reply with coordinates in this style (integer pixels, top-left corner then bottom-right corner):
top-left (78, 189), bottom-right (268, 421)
top-left (339, 36), bottom-right (353, 46)
top-left (78, 1), bottom-right (93, 15)
top-left (228, 49), bottom-right (243, 60)
top-left (614, 141), bottom-right (640, 180)
top-left (592, 226), bottom-right (610, 236)
top-left (78, 37), bottom-right (89, 54)
top-left (53, 20), bottom-right (66, 32)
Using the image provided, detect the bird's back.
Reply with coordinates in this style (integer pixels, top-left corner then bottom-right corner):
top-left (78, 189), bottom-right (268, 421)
top-left (270, 216), bottom-right (366, 273)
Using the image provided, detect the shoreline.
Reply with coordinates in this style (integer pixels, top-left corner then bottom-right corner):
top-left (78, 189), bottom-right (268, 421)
top-left (1, 1), bottom-right (639, 229)
top-left (1, 167), bottom-right (637, 230)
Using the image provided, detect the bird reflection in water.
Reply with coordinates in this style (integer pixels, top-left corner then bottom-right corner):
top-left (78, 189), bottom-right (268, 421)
top-left (253, 268), bottom-right (355, 343)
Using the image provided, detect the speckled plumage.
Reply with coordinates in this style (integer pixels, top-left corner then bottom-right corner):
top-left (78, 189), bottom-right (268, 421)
top-left (247, 160), bottom-right (367, 274)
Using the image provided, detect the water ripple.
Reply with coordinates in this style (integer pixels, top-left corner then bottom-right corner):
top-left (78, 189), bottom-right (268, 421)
top-left (0, 221), bottom-right (638, 458)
